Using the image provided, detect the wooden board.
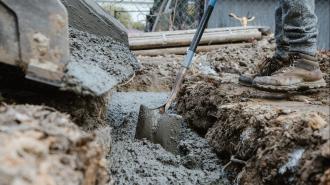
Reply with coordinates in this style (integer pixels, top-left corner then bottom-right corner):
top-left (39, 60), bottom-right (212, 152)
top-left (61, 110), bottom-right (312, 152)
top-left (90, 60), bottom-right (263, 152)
top-left (129, 28), bottom-right (262, 50)
top-left (133, 43), bottom-right (251, 56)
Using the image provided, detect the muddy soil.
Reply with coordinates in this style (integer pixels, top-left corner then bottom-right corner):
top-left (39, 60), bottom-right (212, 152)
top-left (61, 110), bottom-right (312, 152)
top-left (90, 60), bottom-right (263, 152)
top-left (118, 41), bottom-right (275, 92)
top-left (117, 55), bottom-right (182, 92)
top-left (206, 101), bottom-right (330, 185)
top-left (0, 104), bottom-right (109, 185)
top-left (107, 92), bottom-right (230, 185)
top-left (1, 27), bottom-right (328, 185)
top-left (174, 45), bottom-right (330, 184)
top-left (108, 43), bottom-right (275, 184)
top-left (114, 40), bottom-right (330, 185)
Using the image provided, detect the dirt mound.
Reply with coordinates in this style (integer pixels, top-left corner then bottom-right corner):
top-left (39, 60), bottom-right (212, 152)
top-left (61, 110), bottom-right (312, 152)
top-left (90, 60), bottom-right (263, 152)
top-left (119, 41), bottom-right (275, 92)
top-left (0, 104), bottom-right (109, 185)
top-left (176, 45), bottom-right (330, 184)
top-left (206, 101), bottom-right (329, 184)
top-left (205, 41), bottom-right (274, 75)
top-left (318, 51), bottom-right (330, 87)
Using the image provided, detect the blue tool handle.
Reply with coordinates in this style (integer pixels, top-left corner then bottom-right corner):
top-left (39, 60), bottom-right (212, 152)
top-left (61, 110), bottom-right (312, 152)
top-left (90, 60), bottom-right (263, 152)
top-left (182, 0), bottom-right (218, 68)
top-left (208, 0), bottom-right (217, 7)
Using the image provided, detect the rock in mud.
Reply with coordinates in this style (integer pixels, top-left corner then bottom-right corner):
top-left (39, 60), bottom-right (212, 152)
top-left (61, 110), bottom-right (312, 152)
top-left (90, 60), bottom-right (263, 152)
top-left (0, 104), bottom-right (109, 185)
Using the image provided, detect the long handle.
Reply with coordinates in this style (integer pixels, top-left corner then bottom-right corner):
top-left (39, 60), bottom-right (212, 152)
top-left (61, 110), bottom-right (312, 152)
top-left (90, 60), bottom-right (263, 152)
top-left (181, 0), bottom-right (217, 69)
top-left (161, 0), bottom-right (218, 112)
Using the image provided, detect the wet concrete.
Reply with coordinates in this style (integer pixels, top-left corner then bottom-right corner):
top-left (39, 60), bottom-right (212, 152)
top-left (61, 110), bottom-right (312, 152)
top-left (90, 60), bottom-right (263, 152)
top-left (61, 0), bottom-right (128, 44)
top-left (64, 28), bottom-right (140, 96)
top-left (108, 92), bottom-right (230, 185)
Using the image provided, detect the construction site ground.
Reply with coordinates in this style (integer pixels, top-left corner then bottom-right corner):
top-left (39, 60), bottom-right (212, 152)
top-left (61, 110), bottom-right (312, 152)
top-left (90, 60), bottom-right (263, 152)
top-left (120, 41), bottom-right (330, 185)
top-left (0, 30), bottom-right (329, 185)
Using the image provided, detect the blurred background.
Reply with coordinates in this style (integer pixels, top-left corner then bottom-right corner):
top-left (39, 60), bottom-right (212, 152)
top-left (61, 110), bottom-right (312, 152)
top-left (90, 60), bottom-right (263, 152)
top-left (96, 0), bottom-right (329, 49)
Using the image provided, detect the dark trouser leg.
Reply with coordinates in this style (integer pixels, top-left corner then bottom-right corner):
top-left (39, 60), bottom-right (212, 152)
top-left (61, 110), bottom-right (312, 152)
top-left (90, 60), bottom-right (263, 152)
top-left (275, 2), bottom-right (289, 59)
top-left (281, 0), bottom-right (318, 56)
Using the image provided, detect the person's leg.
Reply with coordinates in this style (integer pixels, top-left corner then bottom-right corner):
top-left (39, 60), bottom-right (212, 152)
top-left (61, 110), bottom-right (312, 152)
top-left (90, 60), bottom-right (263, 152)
top-left (275, 1), bottom-right (289, 59)
top-left (281, 0), bottom-right (318, 56)
top-left (252, 0), bottom-right (325, 91)
top-left (238, 3), bottom-right (290, 86)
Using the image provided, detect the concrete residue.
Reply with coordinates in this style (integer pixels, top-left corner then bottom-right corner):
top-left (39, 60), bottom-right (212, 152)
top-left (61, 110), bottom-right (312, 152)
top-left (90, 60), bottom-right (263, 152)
top-left (63, 28), bottom-right (140, 96)
top-left (107, 92), bottom-right (229, 185)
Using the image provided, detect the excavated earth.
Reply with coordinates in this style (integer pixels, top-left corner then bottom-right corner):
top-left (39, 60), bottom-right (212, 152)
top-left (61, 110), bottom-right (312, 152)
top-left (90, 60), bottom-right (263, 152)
top-left (0, 104), bottom-right (110, 185)
top-left (1, 28), bottom-right (329, 185)
top-left (118, 40), bottom-right (329, 185)
top-left (175, 48), bottom-right (330, 184)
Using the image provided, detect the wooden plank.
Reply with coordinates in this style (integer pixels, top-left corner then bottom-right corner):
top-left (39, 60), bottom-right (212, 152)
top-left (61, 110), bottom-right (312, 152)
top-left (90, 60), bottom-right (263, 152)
top-left (129, 29), bottom-right (261, 50)
top-left (128, 26), bottom-right (270, 38)
top-left (133, 43), bottom-right (251, 56)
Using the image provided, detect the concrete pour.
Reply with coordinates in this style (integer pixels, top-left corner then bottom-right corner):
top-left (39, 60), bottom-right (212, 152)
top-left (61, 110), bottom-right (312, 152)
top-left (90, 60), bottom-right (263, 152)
top-left (61, 0), bottom-right (128, 44)
top-left (108, 92), bottom-right (230, 185)
top-left (64, 28), bottom-right (140, 96)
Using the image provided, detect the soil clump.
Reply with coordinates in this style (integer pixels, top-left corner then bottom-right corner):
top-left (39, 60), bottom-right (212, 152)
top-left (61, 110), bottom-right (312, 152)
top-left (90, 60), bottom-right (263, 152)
top-left (119, 41), bottom-right (275, 92)
top-left (175, 44), bottom-right (330, 184)
top-left (0, 104), bottom-right (110, 185)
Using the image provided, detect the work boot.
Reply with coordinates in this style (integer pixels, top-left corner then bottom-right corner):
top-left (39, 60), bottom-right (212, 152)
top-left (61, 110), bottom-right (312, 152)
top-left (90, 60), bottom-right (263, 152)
top-left (239, 56), bottom-right (290, 86)
top-left (253, 53), bottom-right (326, 91)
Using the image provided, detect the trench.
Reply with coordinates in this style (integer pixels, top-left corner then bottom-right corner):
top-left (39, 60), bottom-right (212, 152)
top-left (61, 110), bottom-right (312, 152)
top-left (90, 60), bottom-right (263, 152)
top-left (107, 56), bottom-right (230, 184)
top-left (1, 23), bottom-right (328, 184)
